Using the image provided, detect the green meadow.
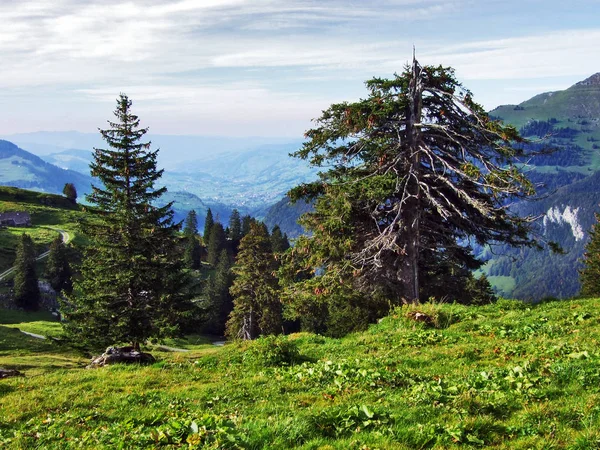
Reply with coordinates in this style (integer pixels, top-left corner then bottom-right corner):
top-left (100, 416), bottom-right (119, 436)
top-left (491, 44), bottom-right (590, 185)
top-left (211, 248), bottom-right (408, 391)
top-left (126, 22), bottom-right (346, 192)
top-left (2, 299), bottom-right (600, 449)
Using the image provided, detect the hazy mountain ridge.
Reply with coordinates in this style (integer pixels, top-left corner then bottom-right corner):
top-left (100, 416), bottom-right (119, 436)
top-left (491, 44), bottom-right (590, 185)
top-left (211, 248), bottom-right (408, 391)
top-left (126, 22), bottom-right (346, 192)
top-left (0, 139), bottom-right (93, 197)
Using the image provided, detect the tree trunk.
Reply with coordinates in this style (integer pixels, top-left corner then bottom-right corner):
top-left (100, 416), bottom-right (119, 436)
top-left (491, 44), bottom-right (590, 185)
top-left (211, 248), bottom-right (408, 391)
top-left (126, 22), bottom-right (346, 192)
top-left (397, 56), bottom-right (423, 304)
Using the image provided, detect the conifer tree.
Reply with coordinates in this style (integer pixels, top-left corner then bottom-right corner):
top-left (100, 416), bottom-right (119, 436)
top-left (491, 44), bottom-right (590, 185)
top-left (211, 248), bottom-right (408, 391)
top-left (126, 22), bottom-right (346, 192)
top-left (270, 225), bottom-right (290, 253)
top-left (14, 233), bottom-right (40, 311)
top-left (580, 213), bottom-right (600, 296)
top-left (226, 222), bottom-right (282, 340)
top-left (241, 215), bottom-right (253, 238)
top-left (202, 249), bottom-right (233, 335)
top-left (287, 57), bottom-right (535, 307)
top-left (62, 183), bottom-right (77, 204)
top-left (207, 222), bottom-right (226, 266)
top-left (45, 236), bottom-right (72, 294)
top-left (183, 210), bottom-right (198, 236)
top-left (62, 94), bottom-right (190, 351)
top-left (203, 208), bottom-right (214, 247)
top-left (228, 209), bottom-right (242, 241)
top-left (183, 210), bottom-right (201, 270)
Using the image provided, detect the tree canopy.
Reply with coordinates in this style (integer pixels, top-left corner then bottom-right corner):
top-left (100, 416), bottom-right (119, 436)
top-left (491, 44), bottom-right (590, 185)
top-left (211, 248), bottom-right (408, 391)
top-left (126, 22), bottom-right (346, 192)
top-left (286, 57), bottom-right (536, 306)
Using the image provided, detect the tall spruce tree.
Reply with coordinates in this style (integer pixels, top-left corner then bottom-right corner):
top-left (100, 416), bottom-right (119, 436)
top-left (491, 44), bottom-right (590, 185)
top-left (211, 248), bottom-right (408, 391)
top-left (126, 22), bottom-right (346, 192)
top-left (183, 210), bottom-right (201, 270)
top-left (270, 225), bottom-right (290, 253)
top-left (62, 94), bottom-right (190, 351)
top-left (286, 57), bottom-right (536, 309)
top-left (207, 222), bottom-right (226, 266)
top-left (45, 236), bottom-right (72, 294)
top-left (228, 209), bottom-right (242, 241)
top-left (580, 213), bottom-right (600, 296)
top-left (226, 222), bottom-right (282, 340)
top-left (14, 233), bottom-right (40, 311)
top-left (241, 215), bottom-right (253, 238)
top-left (201, 249), bottom-right (233, 335)
top-left (203, 208), bottom-right (214, 247)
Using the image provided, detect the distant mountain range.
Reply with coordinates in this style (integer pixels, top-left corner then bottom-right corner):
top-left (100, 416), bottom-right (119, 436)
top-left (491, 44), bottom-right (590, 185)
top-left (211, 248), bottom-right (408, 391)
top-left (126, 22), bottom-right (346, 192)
top-left (485, 72), bottom-right (600, 300)
top-left (0, 139), bottom-right (93, 197)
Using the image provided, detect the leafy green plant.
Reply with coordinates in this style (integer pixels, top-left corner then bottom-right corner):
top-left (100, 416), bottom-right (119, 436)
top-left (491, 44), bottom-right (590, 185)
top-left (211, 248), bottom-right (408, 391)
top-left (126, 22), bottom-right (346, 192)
top-left (244, 335), bottom-right (301, 367)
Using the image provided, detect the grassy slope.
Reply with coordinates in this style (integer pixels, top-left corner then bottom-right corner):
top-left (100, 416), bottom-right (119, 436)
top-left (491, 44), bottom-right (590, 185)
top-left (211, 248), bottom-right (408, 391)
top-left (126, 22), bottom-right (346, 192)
top-left (0, 186), bottom-right (85, 272)
top-left (2, 299), bottom-right (600, 449)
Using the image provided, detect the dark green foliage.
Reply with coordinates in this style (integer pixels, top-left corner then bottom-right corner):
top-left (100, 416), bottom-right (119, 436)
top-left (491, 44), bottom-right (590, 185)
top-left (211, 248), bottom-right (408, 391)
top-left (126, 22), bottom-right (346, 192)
top-left (13, 233), bottom-right (40, 311)
top-left (228, 209), bottom-right (242, 241)
top-left (226, 222), bottom-right (282, 340)
top-left (183, 210), bottom-right (198, 236)
top-left (201, 249), bottom-right (233, 335)
top-left (62, 183), bottom-right (77, 204)
top-left (580, 213), bottom-right (600, 296)
top-left (270, 225), bottom-right (290, 253)
top-left (203, 208), bottom-right (214, 247)
top-left (207, 223), bottom-right (226, 266)
top-left (285, 57), bottom-right (535, 314)
top-left (62, 94), bottom-right (191, 351)
top-left (183, 210), bottom-right (201, 270)
top-left (44, 236), bottom-right (72, 294)
top-left (241, 215), bottom-right (253, 238)
top-left (183, 236), bottom-right (202, 270)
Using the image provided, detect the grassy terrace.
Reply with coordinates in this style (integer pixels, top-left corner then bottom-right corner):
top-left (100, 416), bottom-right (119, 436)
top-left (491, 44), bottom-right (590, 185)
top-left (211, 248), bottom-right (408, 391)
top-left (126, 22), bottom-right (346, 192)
top-left (1, 299), bottom-right (600, 449)
top-left (0, 187), bottom-right (84, 273)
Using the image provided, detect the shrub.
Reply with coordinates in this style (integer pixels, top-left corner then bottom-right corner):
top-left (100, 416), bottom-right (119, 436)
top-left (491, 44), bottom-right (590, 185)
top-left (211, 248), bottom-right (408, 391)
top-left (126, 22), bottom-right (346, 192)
top-left (245, 335), bottom-right (301, 367)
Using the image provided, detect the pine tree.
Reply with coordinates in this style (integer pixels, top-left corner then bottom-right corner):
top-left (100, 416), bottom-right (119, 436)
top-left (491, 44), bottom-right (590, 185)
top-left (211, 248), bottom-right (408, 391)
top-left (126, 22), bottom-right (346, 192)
top-left (183, 210), bottom-right (198, 236)
top-left (270, 225), bottom-right (290, 253)
top-left (203, 208), bottom-right (214, 248)
top-left (201, 249), bottom-right (233, 335)
top-left (62, 183), bottom-right (78, 204)
top-left (62, 94), bottom-right (191, 351)
top-left (13, 233), bottom-right (40, 311)
top-left (580, 213), bottom-right (600, 296)
top-left (228, 209), bottom-right (242, 241)
top-left (183, 210), bottom-right (201, 270)
top-left (207, 222), bottom-right (226, 266)
top-left (241, 215), bottom-right (253, 238)
top-left (226, 222), bottom-right (282, 340)
top-left (287, 57), bottom-right (535, 307)
top-left (44, 236), bottom-right (72, 294)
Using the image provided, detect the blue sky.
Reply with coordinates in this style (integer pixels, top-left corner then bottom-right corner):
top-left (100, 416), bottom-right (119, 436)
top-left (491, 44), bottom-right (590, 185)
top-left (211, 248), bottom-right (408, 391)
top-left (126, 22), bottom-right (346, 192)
top-left (1, 0), bottom-right (599, 137)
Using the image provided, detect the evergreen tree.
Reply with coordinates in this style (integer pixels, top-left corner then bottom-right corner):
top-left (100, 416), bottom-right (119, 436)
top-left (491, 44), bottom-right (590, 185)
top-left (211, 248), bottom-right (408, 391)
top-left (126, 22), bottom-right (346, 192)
top-left (62, 94), bottom-right (190, 351)
top-left (286, 57), bottom-right (535, 308)
top-left (241, 215), bottom-right (253, 238)
top-left (62, 183), bottom-right (77, 204)
top-left (13, 233), bottom-right (40, 311)
top-left (226, 222), bottom-right (282, 340)
top-left (44, 236), bottom-right (72, 294)
top-left (183, 236), bottom-right (202, 270)
top-left (203, 208), bottom-right (214, 247)
top-left (207, 222), bottom-right (226, 266)
top-left (228, 209), bottom-right (242, 241)
top-left (580, 213), bottom-right (600, 296)
top-left (270, 225), bottom-right (290, 253)
top-left (201, 249), bottom-right (233, 335)
top-left (183, 210), bottom-right (198, 236)
top-left (183, 210), bottom-right (201, 270)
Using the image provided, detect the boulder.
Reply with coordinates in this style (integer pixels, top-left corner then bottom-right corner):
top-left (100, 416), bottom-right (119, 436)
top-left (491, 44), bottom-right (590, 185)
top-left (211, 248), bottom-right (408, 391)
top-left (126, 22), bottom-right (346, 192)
top-left (0, 368), bottom-right (24, 379)
top-left (87, 346), bottom-right (156, 368)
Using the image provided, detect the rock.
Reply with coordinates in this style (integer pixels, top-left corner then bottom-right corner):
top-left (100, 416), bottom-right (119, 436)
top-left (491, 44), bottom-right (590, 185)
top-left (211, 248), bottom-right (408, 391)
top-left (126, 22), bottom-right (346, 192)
top-left (0, 368), bottom-right (24, 379)
top-left (87, 346), bottom-right (156, 368)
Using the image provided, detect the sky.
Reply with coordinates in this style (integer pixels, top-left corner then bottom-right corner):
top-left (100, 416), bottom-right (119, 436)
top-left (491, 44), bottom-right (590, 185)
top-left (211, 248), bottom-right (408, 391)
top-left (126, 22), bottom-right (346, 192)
top-left (1, 0), bottom-right (599, 137)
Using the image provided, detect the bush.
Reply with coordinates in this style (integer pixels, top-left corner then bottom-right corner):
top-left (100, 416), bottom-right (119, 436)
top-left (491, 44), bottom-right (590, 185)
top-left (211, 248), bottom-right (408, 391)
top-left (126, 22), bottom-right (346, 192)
top-left (245, 335), bottom-right (300, 367)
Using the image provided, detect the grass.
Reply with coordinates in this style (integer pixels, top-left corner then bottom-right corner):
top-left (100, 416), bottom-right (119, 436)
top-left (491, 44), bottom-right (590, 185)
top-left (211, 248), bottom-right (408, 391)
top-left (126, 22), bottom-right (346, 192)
top-left (2, 298), bottom-right (600, 448)
top-left (0, 186), bottom-right (85, 272)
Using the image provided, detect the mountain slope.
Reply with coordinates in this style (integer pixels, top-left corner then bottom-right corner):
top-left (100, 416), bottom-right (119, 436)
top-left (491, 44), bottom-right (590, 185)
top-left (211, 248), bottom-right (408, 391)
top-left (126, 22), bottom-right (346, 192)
top-left (485, 73), bottom-right (600, 300)
top-left (0, 140), bottom-right (93, 197)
